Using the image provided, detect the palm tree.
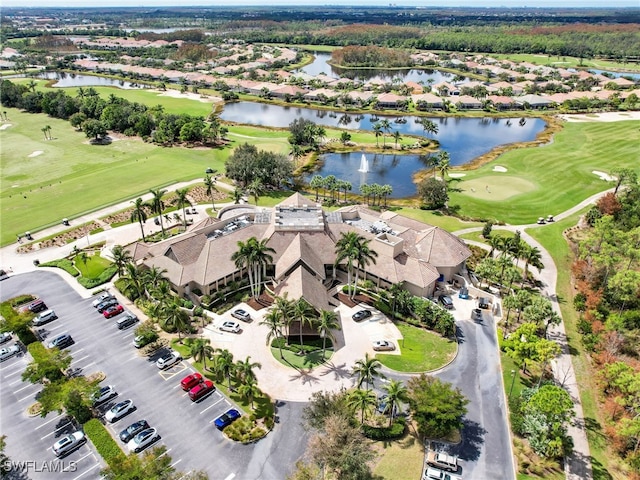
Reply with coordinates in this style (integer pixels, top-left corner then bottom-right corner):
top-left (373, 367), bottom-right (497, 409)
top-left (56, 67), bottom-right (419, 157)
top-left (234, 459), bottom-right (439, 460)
top-left (161, 302), bottom-right (191, 341)
top-left (294, 298), bottom-right (315, 349)
top-left (45, 125), bottom-right (52, 140)
top-left (143, 266), bottom-right (168, 296)
top-left (175, 188), bottom-right (190, 230)
top-left (310, 175), bottom-right (324, 202)
top-left (188, 338), bottom-right (214, 370)
top-left (260, 309), bottom-right (285, 358)
top-left (382, 379), bottom-right (408, 426)
top-left (521, 244), bottom-right (544, 286)
top-left (347, 388), bottom-right (377, 424)
top-left (231, 237), bottom-right (275, 300)
top-left (235, 356), bottom-right (261, 385)
top-left (416, 118), bottom-right (439, 138)
top-left (41, 127), bottom-right (48, 140)
top-left (148, 188), bottom-right (167, 238)
top-left (272, 293), bottom-right (296, 341)
top-left (352, 353), bottom-right (385, 390)
top-left (120, 263), bottom-right (146, 300)
top-left (111, 244), bottom-right (132, 276)
top-left (334, 231), bottom-right (365, 298)
top-left (238, 376), bottom-right (261, 410)
top-left (130, 197), bottom-right (148, 242)
top-left (379, 119), bottom-right (391, 147)
top-left (353, 238), bottom-right (378, 299)
top-left (317, 310), bottom-right (340, 358)
top-left (203, 175), bottom-right (217, 211)
top-left (437, 152), bottom-right (451, 180)
top-left (233, 188), bottom-right (244, 204)
top-left (216, 349), bottom-right (235, 389)
top-left (247, 178), bottom-right (263, 206)
top-left (393, 130), bottom-right (402, 148)
top-left (372, 122), bottom-right (383, 147)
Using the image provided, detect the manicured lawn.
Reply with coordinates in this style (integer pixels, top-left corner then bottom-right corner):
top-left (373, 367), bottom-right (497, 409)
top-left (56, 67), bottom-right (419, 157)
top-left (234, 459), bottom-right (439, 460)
top-left (448, 120), bottom-right (640, 225)
top-left (74, 253), bottom-right (112, 279)
top-left (376, 322), bottom-right (457, 372)
top-left (487, 53), bottom-right (640, 72)
top-left (395, 208), bottom-right (482, 233)
top-left (270, 347), bottom-right (333, 369)
top-left (459, 229), bottom-right (515, 244)
top-left (373, 430), bottom-right (425, 480)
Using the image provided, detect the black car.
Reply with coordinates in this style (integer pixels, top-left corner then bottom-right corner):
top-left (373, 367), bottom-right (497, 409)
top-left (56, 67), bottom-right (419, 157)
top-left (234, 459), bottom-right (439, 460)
top-left (47, 333), bottom-right (74, 349)
top-left (116, 313), bottom-right (138, 330)
top-left (119, 420), bottom-right (150, 443)
top-left (96, 298), bottom-right (118, 313)
top-left (352, 310), bottom-right (373, 322)
top-left (439, 295), bottom-right (454, 310)
top-left (28, 299), bottom-right (48, 313)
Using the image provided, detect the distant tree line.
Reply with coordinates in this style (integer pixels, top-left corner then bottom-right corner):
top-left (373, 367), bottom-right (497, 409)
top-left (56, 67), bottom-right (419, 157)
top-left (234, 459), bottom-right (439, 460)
top-left (331, 45), bottom-right (413, 68)
top-left (0, 80), bottom-right (226, 146)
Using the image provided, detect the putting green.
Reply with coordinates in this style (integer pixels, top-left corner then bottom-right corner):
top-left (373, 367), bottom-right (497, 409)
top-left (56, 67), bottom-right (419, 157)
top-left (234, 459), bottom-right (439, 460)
top-left (457, 175), bottom-right (537, 201)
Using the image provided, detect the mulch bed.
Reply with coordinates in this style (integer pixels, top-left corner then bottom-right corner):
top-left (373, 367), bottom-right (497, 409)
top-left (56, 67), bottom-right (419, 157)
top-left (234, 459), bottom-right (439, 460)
top-left (337, 292), bottom-right (375, 308)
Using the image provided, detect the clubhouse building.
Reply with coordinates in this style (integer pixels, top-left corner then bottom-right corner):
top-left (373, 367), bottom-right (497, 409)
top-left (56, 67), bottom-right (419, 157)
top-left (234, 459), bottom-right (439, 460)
top-left (127, 193), bottom-right (471, 311)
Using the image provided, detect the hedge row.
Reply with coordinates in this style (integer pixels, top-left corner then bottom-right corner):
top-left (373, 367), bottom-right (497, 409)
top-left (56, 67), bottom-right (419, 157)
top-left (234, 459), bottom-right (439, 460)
top-left (271, 337), bottom-right (332, 353)
top-left (38, 259), bottom-right (79, 277)
top-left (84, 418), bottom-right (125, 467)
top-left (361, 418), bottom-right (406, 440)
top-left (77, 265), bottom-right (118, 289)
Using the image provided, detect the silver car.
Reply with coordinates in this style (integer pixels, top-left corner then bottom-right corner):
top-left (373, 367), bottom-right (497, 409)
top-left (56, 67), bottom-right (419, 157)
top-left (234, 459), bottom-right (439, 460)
top-left (33, 309), bottom-right (58, 326)
top-left (0, 345), bottom-right (20, 361)
top-left (372, 340), bottom-right (395, 352)
top-left (52, 431), bottom-right (86, 457)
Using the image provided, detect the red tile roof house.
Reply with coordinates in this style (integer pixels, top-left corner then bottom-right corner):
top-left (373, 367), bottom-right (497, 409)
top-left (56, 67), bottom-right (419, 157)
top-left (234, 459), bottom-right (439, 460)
top-left (127, 193), bottom-right (471, 312)
top-left (376, 93), bottom-right (408, 109)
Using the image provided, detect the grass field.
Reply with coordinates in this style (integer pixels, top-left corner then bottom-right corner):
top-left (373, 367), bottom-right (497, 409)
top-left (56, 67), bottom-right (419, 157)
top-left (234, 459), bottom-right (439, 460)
top-left (448, 120), bottom-right (640, 225)
top-left (486, 53), bottom-right (640, 73)
top-left (376, 322), bottom-right (457, 372)
top-left (74, 253), bottom-right (112, 279)
top-left (373, 430), bottom-right (425, 480)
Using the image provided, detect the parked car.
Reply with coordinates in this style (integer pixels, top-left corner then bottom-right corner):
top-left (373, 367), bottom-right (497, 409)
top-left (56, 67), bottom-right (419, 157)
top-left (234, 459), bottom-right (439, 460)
top-left (116, 312), bottom-right (138, 330)
top-left (372, 340), bottom-right (395, 352)
top-left (180, 373), bottom-right (203, 391)
top-left (156, 350), bottom-right (182, 369)
top-left (103, 304), bottom-right (124, 318)
top-left (52, 431), bottom-right (86, 457)
top-left (28, 299), bottom-right (48, 313)
top-left (133, 334), bottom-right (157, 349)
top-left (105, 400), bottom-right (135, 423)
top-left (352, 310), bottom-right (372, 322)
top-left (472, 308), bottom-right (483, 321)
top-left (478, 297), bottom-right (491, 309)
top-left (33, 309), bottom-right (58, 326)
top-left (231, 309), bottom-right (251, 322)
top-left (92, 292), bottom-right (114, 308)
top-left (439, 295), bottom-right (454, 310)
top-left (92, 385), bottom-right (117, 405)
top-left (0, 332), bottom-right (12, 344)
top-left (220, 321), bottom-right (241, 333)
top-left (0, 345), bottom-right (20, 362)
top-left (425, 451), bottom-right (459, 472)
top-left (96, 298), bottom-right (118, 313)
top-left (119, 419), bottom-right (150, 443)
top-left (127, 427), bottom-right (159, 453)
top-left (47, 333), bottom-right (74, 349)
top-left (214, 408), bottom-right (241, 430)
top-left (423, 467), bottom-right (460, 480)
top-left (458, 287), bottom-right (469, 299)
top-left (188, 380), bottom-right (215, 402)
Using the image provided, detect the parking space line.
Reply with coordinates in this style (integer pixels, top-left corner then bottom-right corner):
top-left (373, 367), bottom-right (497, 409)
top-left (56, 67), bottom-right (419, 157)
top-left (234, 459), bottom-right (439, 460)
top-left (199, 397), bottom-right (224, 414)
top-left (48, 324), bottom-right (64, 331)
top-left (77, 361), bottom-right (96, 370)
top-left (73, 354), bottom-right (90, 364)
top-left (170, 459), bottom-right (182, 468)
top-left (63, 451), bottom-right (92, 471)
top-left (35, 413), bottom-right (64, 429)
top-left (72, 348), bottom-right (86, 355)
top-left (19, 392), bottom-right (38, 402)
top-left (157, 448), bottom-right (172, 459)
top-left (224, 474), bottom-right (236, 480)
top-left (2, 361), bottom-right (26, 374)
top-left (39, 420), bottom-right (74, 440)
top-left (4, 369), bottom-right (25, 378)
top-left (72, 462), bottom-right (100, 480)
top-left (14, 383), bottom-right (35, 393)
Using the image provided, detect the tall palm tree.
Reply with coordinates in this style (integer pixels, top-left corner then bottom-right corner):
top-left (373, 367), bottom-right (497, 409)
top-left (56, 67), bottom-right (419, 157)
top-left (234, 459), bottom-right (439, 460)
top-left (437, 152), bottom-right (451, 180)
top-left (188, 338), bottom-right (214, 371)
top-left (382, 379), bottom-right (408, 426)
top-left (272, 293), bottom-right (296, 340)
top-left (353, 237), bottom-right (378, 300)
top-left (120, 263), bottom-right (146, 300)
top-left (352, 353), bottom-right (385, 391)
top-left (372, 122), bottom-right (383, 147)
top-left (161, 302), bottom-right (191, 341)
top-left (175, 188), bottom-right (190, 230)
top-left (521, 244), bottom-right (544, 286)
top-left (393, 130), bottom-right (402, 148)
top-left (148, 188), bottom-right (167, 238)
top-left (216, 349), bottom-right (235, 389)
top-left (379, 119), bottom-right (391, 147)
top-left (130, 197), bottom-right (148, 242)
top-left (203, 175), bottom-right (217, 212)
top-left (317, 310), bottom-right (340, 358)
top-left (334, 231), bottom-right (362, 298)
top-left (45, 125), bottom-right (52, 140)
top-left (143, 266), bottom-right (168, 297)
top-left (347, 388), bottom-right (377, 424)
top-left (310, 175), bottom-right (324, 202)
top-left (260, 309), bottom-right (285, 358)
top-left (293, 298), bottom-right (315, 349)
top-left (233, 188), bottom-right (243, 204)
top-left (238, 376), bottom-right (261, 410)
top-left (235, 356), bottom-right (262, 385)
top-left (416, 118), bottom-right (439, 138)
top-left (111, 245), bottom-right (132, 276)
top-left (247, 178), bottom-right (263, 206)
top-left (231, 237), bottom-right (275, 300)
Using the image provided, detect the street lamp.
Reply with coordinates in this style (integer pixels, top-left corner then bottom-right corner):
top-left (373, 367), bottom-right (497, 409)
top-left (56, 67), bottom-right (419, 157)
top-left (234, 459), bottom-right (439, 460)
top-left (509, 369), bottom-right (517, 398)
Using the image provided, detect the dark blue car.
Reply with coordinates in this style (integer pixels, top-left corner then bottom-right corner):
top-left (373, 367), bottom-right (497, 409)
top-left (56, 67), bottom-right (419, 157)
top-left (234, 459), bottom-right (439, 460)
top-left (214, 409), bottom-right (241, 430)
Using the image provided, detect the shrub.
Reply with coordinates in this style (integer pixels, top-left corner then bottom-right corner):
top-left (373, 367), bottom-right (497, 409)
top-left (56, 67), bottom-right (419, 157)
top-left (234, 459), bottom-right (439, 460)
top-left (9, 295), bottom-right (36, 307)
top-left (361, 418), bottom-right (406, 440)
top-left (84, 419), bottom-right (125, 466)
top-left (223, 416), bottom-right (267, 443)
top-left (38, 258), bottom-right (79, 277)
top-left (77, 265), bottom-right (118, 289)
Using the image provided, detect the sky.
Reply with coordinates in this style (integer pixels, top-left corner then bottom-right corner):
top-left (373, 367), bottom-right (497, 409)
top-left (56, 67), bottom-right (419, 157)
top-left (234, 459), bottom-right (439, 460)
top-left (3, 1), bottom-right (639, 8)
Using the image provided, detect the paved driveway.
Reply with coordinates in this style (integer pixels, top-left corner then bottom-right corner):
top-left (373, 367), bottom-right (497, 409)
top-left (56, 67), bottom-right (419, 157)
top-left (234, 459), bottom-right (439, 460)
top-left (0, 271), bottom-right (308, 479)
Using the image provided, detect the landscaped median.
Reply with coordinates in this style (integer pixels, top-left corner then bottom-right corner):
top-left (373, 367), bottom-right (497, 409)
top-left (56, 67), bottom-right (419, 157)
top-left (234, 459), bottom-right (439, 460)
top-left (38, 248), bottom-right (117, 289)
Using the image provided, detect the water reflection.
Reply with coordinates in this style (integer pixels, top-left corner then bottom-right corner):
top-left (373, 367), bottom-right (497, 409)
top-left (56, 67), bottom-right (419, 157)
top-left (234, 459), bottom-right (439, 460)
top-left (37, 71), bottom-right (146, 89)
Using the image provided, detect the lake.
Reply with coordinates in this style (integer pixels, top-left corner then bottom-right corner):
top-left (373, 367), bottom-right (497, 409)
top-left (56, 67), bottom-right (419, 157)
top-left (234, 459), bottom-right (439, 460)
top-left (37, 71), bottom-right (147, 89)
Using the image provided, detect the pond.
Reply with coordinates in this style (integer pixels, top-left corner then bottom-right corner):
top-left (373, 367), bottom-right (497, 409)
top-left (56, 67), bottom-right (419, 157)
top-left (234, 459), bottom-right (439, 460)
top-left (588, 69), bottom-right (640, 81)
top-left (298, 52), bottom-right (469, 85)
top-left (37, 71), bottom-right (147, 89)
top-left (220, 102), bottom-right (546, 166)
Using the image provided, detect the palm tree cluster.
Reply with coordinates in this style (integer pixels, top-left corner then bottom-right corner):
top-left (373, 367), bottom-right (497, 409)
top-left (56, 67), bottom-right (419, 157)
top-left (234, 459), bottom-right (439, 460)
top-left (231, 236), bottom-right (275, 300)
top-left (334, 232), bottom-right (378, 300)
top-left (129, 187), bottom-right (193, 242)
top-left (309, 174), bottom-right (353, 204)
top-left (372, 119), bottom-right (403, 148)
top-left (359, 183), bottom-right (393, 207)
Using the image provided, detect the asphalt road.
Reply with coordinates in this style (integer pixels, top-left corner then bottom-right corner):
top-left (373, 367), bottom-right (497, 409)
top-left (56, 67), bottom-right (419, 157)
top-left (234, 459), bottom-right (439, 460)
top-left (0, 271), bottom-right (309, 480)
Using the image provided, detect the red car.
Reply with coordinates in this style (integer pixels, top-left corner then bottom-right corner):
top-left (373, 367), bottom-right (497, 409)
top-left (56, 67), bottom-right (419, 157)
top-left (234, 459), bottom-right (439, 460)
top-left (188, 380), bottom-right (215, 402)
top-left (103, 304), bottom-right (124, 318)
top-left (180, 373), bottom-right (203, 391)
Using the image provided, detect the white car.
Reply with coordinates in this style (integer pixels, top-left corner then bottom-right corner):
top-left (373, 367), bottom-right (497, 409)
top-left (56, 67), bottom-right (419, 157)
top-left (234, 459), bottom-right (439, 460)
top-left (220, 321), bottom-right (241, 333)
top-left (423, 467), bottom-right (460, 480)
top-left (52, 431), bottom-right (86, 457)
top-left (92, 292), bottom-right (114, 308)
top-left (372, 340), bottom-right (395, 351)
top-left (127, 427), bottom-right (159, 453)
top-left (0, 332), bottom-right (11, 344)
top-left (105, 399), bottom-right (135, 423)
top-left (0, 345), bottom-right (20, 361)
top-left (231, 309), bottom-right (251, 322)
top-left (155, 350), bottom-right (181, 369)
top-left (33, 309), bottom-right (58, 326)
top-left (92, 385), bottom-right (117, 405)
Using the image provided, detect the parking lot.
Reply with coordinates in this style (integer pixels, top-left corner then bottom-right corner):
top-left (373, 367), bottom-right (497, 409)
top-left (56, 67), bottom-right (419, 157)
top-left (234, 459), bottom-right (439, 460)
top-left (1, 271), bottom-right (307, 479)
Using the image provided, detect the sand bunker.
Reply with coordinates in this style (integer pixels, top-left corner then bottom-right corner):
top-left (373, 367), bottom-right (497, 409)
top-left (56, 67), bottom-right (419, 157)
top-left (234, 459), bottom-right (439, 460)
top-left (28, 150), bottom-right (44, 158)
top-left (448, 173), bottom-right (467, 178)
top-left (592, 170), bottom-right (616, 182)
top-left (493, 166), bottom-right (508, 172)
top-left (0, 123), bottom-right (12, 130)
top-left (156, 89), bottom-right (222, 104)
top-left (561, 112), bottom-right (640, 123)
